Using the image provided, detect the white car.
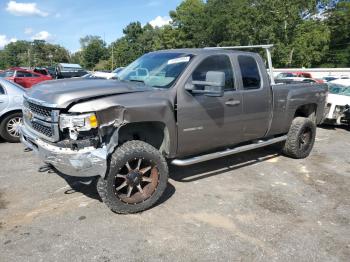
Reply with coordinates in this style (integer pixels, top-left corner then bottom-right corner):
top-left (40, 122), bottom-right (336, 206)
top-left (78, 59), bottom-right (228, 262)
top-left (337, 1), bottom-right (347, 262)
top-left (90, 67), bottom-right (124, 79)
top-left (324, 79), bottom-right (350, 125)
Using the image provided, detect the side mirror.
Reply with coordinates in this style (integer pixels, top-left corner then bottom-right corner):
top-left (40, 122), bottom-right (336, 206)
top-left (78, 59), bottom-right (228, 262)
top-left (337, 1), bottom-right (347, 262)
top-left (185, 71), bottom-right (225, 97)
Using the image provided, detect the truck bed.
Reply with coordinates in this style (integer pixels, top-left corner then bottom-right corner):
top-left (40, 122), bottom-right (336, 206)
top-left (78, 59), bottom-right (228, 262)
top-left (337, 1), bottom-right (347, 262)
top-left (267, 82), bottom-right (328, 136)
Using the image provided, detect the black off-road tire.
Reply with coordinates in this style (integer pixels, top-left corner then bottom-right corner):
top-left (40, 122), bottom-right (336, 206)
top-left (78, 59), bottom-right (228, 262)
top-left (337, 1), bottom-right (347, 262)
top-left (282, 117), bottom-right (316, 159)
top-left (97, 140), bottom-right (169, 214)
top-left (0, 112), bottom-right (22, 143)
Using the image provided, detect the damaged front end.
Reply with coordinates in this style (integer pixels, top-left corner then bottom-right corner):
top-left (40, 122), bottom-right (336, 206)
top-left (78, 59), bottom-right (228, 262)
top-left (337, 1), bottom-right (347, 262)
top-left (20, 96), bottom-right (127, 178)
top-left (326, 103), bottom-right (350, 125)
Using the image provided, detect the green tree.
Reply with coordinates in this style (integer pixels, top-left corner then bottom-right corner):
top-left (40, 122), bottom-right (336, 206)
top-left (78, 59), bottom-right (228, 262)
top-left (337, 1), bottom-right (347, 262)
top-left (324, 1), bottom-right (350, 67)
top-left (0, 40), bottom-right (70, 69)
top-left (170, 0), bottom-right (207, 47)
top-left (79, 36), bottom-right (107, 69)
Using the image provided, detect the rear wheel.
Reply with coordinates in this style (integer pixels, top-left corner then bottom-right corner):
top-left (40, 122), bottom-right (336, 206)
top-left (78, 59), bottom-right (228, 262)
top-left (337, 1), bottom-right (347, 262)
top-left (0, 112), bottom-right (22, 143)
top-left (282, 117), bottom-right (316, 159)
top-left (97, 140), bottom-right (168, 214)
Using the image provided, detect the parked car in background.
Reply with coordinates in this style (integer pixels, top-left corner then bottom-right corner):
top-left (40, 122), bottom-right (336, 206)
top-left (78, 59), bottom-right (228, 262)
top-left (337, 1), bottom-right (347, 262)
top-left (0, 78), bottom-right (24, 142)
top-left (323, 75), bottom-right (350, 83)
top-left (275, 77), bottom-right (318, 84)
top-left (81, 73), bottom-right (105, 79)
top-left (0, 67), bottom-right (52, 88)
top-left (89, 67), bottom-right (125, 79)
top-left (323, 76), bottom-right (339, 82)
top-left (276, 72), bottom-right (323, 84)
top-left (47, 66), bottom-right (56, 78)
top-left (55, 63), bottom-right (88, 79)
top-left (324, 79), bottom-right (350, 126)
top-left (33, 67), bottom-right (50, 76)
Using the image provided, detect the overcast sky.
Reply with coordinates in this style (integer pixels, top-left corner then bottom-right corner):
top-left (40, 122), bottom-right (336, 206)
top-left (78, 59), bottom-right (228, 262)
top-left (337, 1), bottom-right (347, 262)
top-left (0, 0), bottom-right (182, 52)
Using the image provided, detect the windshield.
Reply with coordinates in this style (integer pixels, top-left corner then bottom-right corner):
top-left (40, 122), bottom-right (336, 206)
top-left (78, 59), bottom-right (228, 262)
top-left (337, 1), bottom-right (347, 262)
top-left (0, 70), bottom-right (15, 78)
top-left (328, 83), bottom-right (350, 97)
top-left (118, 52), bottom-right (193, 88)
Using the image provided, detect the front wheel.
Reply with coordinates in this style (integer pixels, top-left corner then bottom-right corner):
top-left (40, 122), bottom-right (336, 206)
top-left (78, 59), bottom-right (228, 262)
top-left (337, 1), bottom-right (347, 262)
top-left (97, 140), bottom-right (169, 214)
top-left (282, 117), bottom-right (316, 159)
top-left (0, 112), bottom-right (22, 143)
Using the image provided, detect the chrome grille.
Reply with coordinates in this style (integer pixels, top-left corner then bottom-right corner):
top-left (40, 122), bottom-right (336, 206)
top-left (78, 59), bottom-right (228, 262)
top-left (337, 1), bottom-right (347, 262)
top-left (31, 122), bottom-right (54, 137)
top-left (22, 97), bottom-right (60, 142)
top-left (23, 100), bottom-right (53, 120)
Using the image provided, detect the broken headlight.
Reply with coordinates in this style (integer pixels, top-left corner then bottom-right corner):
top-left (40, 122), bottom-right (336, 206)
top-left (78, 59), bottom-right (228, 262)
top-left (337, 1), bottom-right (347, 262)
top-left (59, 113), bottom-right (99, 132)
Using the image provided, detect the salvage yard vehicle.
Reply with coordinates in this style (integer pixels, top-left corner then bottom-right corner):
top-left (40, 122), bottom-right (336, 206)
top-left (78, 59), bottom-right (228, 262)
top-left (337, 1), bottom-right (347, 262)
top-left (55, 63), bottom-right (88, 79)
top-left (0, 78), bottom-right (24, 142)
top-left (324, 79), bottom-right (350, 125)
top-left (275, 72), bottom-right (323, 84)
top-left (0, 67), bottom-right (52, 88)
top-left (20, 45), bottom-right (328, 213)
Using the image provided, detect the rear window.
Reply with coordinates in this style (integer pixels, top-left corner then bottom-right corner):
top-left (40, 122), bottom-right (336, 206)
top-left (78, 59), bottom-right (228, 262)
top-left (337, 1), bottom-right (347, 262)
top-left (0, 70), bottom-right (15, 78)
top-left (238, 55), bottom-right (261, 90)
top-left (16, 71), bottom-right (33, 77)
top-left (34, 69), bottom-right (48, 75)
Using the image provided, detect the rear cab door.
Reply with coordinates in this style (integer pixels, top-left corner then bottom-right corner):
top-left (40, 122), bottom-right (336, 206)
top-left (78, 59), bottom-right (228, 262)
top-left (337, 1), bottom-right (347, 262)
top-left (235, 53), bottom-right (272, 141)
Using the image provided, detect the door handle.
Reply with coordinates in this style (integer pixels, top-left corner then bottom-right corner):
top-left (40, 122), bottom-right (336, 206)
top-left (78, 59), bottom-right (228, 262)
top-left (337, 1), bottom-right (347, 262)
top-left (225, 100), bottom-right (241, 106)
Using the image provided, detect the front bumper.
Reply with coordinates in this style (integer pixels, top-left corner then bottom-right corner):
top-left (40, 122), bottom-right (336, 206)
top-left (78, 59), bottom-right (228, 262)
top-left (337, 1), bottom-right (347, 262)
top-left (20, 125), bottom-right (107, 177)
top-left (325, 104), bottom-right (350, 125)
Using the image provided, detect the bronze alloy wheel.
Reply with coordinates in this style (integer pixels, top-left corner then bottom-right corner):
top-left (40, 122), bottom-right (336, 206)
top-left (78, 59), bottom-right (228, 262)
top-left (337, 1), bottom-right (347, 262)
top-left (97, 140), bottom-right (169, 214)
top-left (113, 158), bottom-right (159, 204)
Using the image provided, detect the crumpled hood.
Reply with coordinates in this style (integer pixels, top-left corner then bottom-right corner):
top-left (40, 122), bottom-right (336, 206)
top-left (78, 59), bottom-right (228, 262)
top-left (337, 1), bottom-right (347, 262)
top-left (26, 78), bottom-right (152, 108)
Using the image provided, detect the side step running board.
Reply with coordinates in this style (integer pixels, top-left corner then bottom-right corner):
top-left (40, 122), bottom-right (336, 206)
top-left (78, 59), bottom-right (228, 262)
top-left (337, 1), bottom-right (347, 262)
top-left (171, 135), bottom-right (287, 166)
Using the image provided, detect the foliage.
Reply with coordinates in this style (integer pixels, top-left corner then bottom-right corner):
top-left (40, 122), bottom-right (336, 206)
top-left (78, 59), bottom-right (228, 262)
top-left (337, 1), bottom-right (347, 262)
top-left (323, 1), bottom-right (350, 67)
top-left (79, 36), bottom-right (108, 69)
top-left (0, 40), bottom-right (69, 69)
top-left (0, 0), bottom-right (349, 70)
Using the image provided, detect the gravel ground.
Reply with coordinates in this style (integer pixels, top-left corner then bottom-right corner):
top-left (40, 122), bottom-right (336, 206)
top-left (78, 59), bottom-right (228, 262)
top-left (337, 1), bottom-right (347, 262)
top-left (0, 126), bottom-right (349, 262)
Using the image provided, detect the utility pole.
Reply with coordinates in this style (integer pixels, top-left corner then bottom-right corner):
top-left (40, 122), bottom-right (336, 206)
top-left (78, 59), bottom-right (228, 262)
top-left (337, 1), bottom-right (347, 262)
top-left (27, 48), bottom-right (30, 68)
top-left (111, 44), bottom-right (114, 71)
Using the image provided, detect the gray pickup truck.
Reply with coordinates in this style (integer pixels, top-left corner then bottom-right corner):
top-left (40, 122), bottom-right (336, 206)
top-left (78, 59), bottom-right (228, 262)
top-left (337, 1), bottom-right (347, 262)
top-left (20, 47), bottom-right (327, 213)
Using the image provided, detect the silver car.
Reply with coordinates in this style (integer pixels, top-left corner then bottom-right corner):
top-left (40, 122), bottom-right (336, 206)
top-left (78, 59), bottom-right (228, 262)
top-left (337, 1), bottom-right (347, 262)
top-left (0, 78), bottom-right (25, 142)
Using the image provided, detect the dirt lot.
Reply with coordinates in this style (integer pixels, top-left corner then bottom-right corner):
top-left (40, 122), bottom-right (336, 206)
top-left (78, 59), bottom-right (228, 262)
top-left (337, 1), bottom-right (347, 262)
top-left (0, 126), bottom-right (349, 262)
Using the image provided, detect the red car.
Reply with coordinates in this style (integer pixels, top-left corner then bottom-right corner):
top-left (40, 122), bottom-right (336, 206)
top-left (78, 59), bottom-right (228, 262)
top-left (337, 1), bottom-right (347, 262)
top-left (0, 67), bottom-right (52, 88)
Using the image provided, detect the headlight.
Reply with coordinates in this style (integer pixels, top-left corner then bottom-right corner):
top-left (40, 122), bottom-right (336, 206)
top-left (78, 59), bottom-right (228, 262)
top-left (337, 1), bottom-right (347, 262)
top-left (59, 113), bottom-right (99, 132)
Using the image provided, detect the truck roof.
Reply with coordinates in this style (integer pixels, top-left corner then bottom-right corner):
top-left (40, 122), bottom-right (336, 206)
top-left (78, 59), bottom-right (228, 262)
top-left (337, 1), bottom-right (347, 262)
top-left (152, 48), bottom-right (255, 56)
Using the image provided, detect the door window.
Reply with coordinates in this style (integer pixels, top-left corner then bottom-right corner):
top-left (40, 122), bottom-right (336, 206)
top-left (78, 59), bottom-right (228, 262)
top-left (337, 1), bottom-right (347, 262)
top-left (192, 55), bottom-right (235, 91)
top-left (238, 56), bottom-right (261, 90)
top-left (16, 71), bottom-right (33, 77)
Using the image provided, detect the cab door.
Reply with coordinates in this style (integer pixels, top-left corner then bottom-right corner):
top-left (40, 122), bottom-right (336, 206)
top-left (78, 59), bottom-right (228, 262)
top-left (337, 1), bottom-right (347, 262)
top-left (236, 54), bottom-right (271, 141)
top-left (176, 54), bottom-right (243, 157)
top-left (0, 84), bottom-right (9, 113)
